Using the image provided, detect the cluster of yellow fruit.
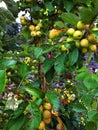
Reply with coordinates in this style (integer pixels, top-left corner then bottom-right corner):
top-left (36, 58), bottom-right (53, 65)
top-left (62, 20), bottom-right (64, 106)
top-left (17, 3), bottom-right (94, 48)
top-left (29, 23), bottom-right (42, 37)
top-left (64, 21), bottom-right (98, 53)
top-left (38, 99), bottom-right (64, 130)
top-left (20, 16), bottom-right (28, 25)
top-left (54, 88), bottom-right (75, 104)
top-left (38, 102), bottom-right (52, 130)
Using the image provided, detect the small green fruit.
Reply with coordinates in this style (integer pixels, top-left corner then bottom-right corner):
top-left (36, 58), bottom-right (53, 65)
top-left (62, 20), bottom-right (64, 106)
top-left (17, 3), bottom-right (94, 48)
top-left (66, 37), bottom-right (74, 42)
top-left (77, 21), bottom-right (84, 30)
top-left (67, 28), bottom-right (75, 35)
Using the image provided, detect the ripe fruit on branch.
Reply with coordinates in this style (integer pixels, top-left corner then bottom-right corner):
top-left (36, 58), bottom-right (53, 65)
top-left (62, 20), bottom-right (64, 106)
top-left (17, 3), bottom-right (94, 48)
top-left (35, 25), bottom-right (41, 31)
top-left (92, 27), bottom-right (98, 31)
top-left (56, 123), bottom-right (64, 130)
top-left (87, 34), bottom-right (96, 43)
top-left (43, 117), bottom-right (51, 124)
top-left (89, 45), bottom-right (97, 51)
top-left (31, 31), bottom-right (36, 37)
top-left (80, 39), bottom-right (89, 47)
top-left (81, 48), bottom-right (88, 54)
top-left (73, 30), bottom-right (83, 39)
top-left (49, 29), bottom-right (66, 39)
top-left (67, 28), bottom-right (75, 35)
top-left (77, 21), bottom-right (84, 30)
top-left (20, 16), bottom-right (27, 25)
top-left (36, 31), bottom-right (41, 36)
top-left (29, 25), bottom-right (35, 31)
top-left (43, 110), bottom-right (51, 119)
top-left (38, 121), bottom-right (45, 130)
top-left (43, 103), bottom-right (52, 110)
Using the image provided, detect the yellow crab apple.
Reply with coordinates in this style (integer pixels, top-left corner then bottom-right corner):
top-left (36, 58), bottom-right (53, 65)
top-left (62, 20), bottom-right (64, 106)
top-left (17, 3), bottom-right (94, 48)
top-left (67, 28), bottom-right (75, 35)
top-left (77, 21), bottom-right (84, 30)
top-left (80, 39), bottom-right (89, 47)
top-left (73, 30), bottom-right (83, 39)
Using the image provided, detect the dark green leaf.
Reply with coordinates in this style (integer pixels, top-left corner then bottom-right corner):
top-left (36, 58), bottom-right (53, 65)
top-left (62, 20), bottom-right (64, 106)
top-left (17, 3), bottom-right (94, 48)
top-left (33, 6), bottom-right (41, 11)
top-left (63, 0), bottom-right (74, 12)
top-left (79, 7), bottom-right (95, 24)
top-left (19, 63), bottom-right (29, 78)
top-left (61, 12), bottom-right (79, 25)
top-left (25, 87), bottom-right (45, 99)
top-left (86, 121), bottom-right (95, 130)
top-left (24, 103), bottom-right (41, 130)
top-left (0, 70), bottom-right (6, 93)
top-left (34, 47), bottom-right (43, 58)
top-left (54, 53), bottom-right (66, 74)
top-left (46, 92), bottom-right (60, 112)
top-left (45, 67), bottom-right (55, 82)
top-left (42, 58), bottom-right (54, 73)
top-left (44, 2), bottom-right (54, 12)
top-left (22, 26), bottom-right (30, 39)
top-left (72, 103), bottom-right (87, 112)
top-left (69, 48), bottom-right (79, 66)
top-left (5, 114), bottom-right (26, 130)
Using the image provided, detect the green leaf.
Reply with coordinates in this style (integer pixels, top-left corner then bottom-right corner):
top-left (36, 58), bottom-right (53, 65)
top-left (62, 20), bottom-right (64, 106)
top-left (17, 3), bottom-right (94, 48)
top-left (83, 74), bottom-right (98, 90)
top-left (75, 71), bottom-right (90, 81)
top-left (86, 121), bottom-right (95, 130)
top-left (34, 47), bottom-right (43, 58)
top-left (0, 70), bottom-right (6, 93)
top-left (72, 103), bottom-right (87, 112)
top-left (46, 92), bottom-right (60, 112)
top-left (44, 2), bottom-right (54, 12)
top-left (24, 103), bottom-right (41, 130)
top-left (33, 6), bottom-right (41, 11)
top-left (61, 12), bottom-right (79, 25)
top-left (92, 30), bottom-right (98, 38)
top-left (0, 59), bottom-right (16, 69)
top-left (69, 48), bottom-right (79, 66)
top-left (81, 94), bottom-right (92, 109)
top-left (63, 0), bottom-right (74, 12)
top-left (5, 114), bottom-right (26, 130)
top-left (22, 26), bottom-right (30, 39)
top-left (42, 58), bottom-right (54, 73)
top-left (45, 67), bottom-right (55, 82)
top-left (54, 53), bottom-right (66, 74)
top-left (25, 87), bottom-right (45, 99)
top-left (19, 63), bottom-right (29, 78)
top-left (55, 21), bottom-right (65, 29)
top-left (79, 7), bottom-right (95, 24)
top-left (88, 110), bottom-right (98, 122)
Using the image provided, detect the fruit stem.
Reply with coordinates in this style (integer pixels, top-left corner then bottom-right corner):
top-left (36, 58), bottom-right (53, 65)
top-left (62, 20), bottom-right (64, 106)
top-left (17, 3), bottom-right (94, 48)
top-left (37, 40), bottom-right (46, 92)
top-left (86, 51), bottom-right (92, 64)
